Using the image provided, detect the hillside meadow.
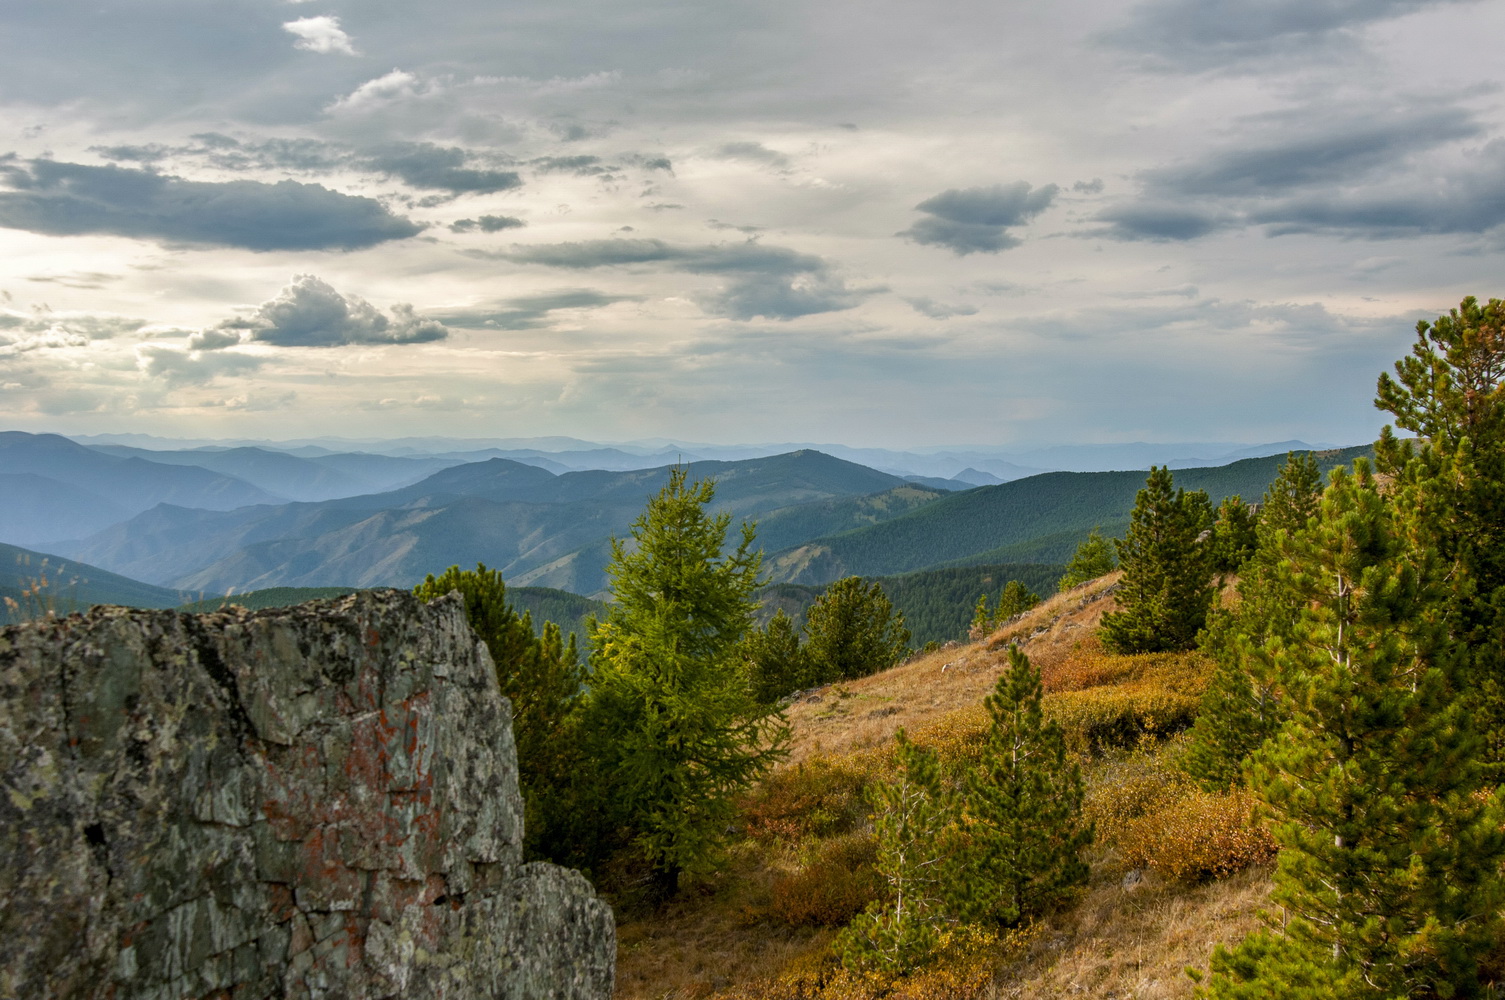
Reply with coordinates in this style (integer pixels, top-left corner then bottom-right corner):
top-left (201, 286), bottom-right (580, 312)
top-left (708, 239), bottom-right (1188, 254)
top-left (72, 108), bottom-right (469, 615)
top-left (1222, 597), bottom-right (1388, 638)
top-left (609, 575), bottom-right (1276, 999)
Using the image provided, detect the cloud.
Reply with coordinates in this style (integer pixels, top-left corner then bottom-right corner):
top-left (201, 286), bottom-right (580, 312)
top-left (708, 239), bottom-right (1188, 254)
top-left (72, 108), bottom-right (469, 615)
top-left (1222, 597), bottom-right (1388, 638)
top-left (135, 344), bottom-right (266, 386)
top-left (899, 182), bottom-right (1058, 254)
top-left (1073, 179), bottom-right (1105, 194)
top-left (530, 155), bottom-right (609, 175)
top-left (450, 215), bottom-right (527, 233)
top-left (431, 290), bottom-right (639, 330)
top-left (1093, 105), bottom-right (1502, 241)
top-left (187, 327), bottom-right (243, 350)
top-left (362, 143), bottom-right (522, 194)
top-left (328, 70), bottom-right (424, 113)
top-left (0, 159), bottom-right (422, 250)
top-left (212, 274), bottom-right (449, 347)
top-left (1093, 202), bottom-right (1231, 241)
top-left (282, 16), bottom-right (356, 55)
top-left (1106, 0), bottom-right (1476, 68)
top-left (905, 297), bottom-right (979, 320)
top-left (714, 142), bottom-right (790, 169)
top-left (500, 238), bottom-right (868, 321)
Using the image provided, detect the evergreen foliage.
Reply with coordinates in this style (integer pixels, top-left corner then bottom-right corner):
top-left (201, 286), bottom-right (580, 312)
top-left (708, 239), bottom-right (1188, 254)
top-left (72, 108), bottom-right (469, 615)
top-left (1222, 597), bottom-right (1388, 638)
top-left (803, 576), bottom-right (912, 684)
top-left (1208, 495), bottom-right (1257, 574)
top-left (960, 646), bottom-right (1091, 926)
top-left (744, 609), bottom-right (811, 703)
top-left (582, 469), bottom-right (789, 895)
top-left (1183, 453), bottom-right (1329, 790)
top-left (835, 731), bottom-right (960, 976)
top-left (968, 580), bottom-right (1041, 639)
top-left (1057, 527), bottom-right (1117, 591)
top-left (1100, 467), bottom-right (1214, 653)
top-left (1200, 464), bottom-right (1505, 999)
top-left (413, 564), bottom-right (584, 859)
top-left (1374, 294), bottom-right (1505, 772)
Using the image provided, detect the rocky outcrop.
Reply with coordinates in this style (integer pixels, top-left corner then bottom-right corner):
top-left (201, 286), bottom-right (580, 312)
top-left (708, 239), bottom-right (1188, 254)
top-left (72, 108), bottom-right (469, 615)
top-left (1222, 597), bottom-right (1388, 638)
top-left (0, 590), bottom-right (614, 999)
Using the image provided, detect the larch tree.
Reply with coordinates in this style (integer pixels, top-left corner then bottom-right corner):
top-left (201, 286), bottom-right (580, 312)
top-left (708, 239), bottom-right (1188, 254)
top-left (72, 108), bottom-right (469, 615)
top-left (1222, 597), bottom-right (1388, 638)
top-left (803, 576), bottom-right (911, 684)
top-left (582, 468), bottom-right (788, 897)
top-left (1057, 527), bottom-right (1116, 592)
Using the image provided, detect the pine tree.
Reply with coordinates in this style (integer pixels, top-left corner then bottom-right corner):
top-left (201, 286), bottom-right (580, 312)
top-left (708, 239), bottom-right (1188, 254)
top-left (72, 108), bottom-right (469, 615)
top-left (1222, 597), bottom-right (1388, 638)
top-left (413, 564), bottom-right (584, 858)
top-left (836, 730), bottom-right (960, 976)
top-left (969, 580), bottom-right (1041, 639)
top-left (1208, 495), bottom-right (1258, 574)
top-left (583, 468), bottom-right (788, 896)
top-left (1057, 527), bottom-right (1116, 592)
top-left (803, 577), bottom-right (911, 684)
top-left (744, 609), bottom-right (810, 703)
top-left (1100, 467), bottom-right (1214, 653)
top-left (1200, 464), bottom-right (1505, 999)
top-left (1184, 454), bottom-right (1329, 790)
top-left (1374, 295), bottom-right (1505, 772)
top-left (960, 646), bottom-right (1090, 927)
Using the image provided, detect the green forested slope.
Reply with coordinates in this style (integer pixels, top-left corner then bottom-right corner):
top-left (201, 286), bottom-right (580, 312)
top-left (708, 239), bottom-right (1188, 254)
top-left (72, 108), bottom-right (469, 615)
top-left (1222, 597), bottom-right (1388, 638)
top-left (1, 542), bottom-right (185, 623)
top-left (764, 446), bottom-right (1371, 586)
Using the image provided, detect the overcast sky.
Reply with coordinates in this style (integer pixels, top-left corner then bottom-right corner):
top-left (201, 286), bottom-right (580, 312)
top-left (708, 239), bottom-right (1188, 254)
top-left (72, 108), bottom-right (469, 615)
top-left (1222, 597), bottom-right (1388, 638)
top-left (1, 0), bottom-right (1502, 449)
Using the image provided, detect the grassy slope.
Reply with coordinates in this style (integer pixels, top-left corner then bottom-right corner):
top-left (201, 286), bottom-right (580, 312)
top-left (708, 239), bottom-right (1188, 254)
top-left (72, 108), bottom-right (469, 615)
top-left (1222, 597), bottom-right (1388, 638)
top-left (764, 445), bottom-right (1372, 585)
top-left (612, 576), bottom-right (1271, 999)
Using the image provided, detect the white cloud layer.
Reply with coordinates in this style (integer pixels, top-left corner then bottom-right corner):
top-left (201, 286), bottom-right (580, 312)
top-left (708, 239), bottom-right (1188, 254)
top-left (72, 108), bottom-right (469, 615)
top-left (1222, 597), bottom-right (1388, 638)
top-left (0, 0), bottom-right (1503, 446)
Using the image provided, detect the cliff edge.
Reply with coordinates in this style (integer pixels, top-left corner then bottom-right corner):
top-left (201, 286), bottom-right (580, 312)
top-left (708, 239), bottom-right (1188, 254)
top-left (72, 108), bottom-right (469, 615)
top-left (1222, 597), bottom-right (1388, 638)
top-left (0, 590), bottom-right (614, 999)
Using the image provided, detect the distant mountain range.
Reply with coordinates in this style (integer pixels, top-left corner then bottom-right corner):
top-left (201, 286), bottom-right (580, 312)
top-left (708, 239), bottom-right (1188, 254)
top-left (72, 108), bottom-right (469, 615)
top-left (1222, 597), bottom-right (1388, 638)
top-left (0, 429), bottom-right (1371, 611)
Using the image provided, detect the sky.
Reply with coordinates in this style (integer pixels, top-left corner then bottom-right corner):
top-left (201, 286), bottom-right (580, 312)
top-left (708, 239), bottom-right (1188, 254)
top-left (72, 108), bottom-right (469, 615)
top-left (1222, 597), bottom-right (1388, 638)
top-left (1, 0), bottom-right (1503, 450)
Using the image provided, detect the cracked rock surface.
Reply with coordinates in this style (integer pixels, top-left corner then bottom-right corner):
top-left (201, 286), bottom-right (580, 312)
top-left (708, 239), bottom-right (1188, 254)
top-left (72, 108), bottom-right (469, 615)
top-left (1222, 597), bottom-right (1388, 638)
top-left (0, 590), bottom-right (615, 999)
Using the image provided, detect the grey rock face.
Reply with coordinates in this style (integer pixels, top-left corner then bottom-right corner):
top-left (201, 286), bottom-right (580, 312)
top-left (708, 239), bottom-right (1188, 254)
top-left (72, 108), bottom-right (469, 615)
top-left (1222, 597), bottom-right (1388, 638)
top-left (0, 590), bottom-right (614, 999)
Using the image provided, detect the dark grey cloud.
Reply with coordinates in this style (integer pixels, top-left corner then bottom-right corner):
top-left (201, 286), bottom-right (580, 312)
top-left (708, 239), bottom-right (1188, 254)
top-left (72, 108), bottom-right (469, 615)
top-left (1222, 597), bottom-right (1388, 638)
top-left (905, 297), bottom-right (980, 320)
top-left (208, 275), bottom-right (449, 347)
top-left (432, 290), bottom-right (639, 331)
top-left (0, 159), bottom-right (422, 251)
top-left (1094, 203), bottom-right (1232, 242)
top-left (1072, 179), bottom-right (1105, 194)
top-left (1149, 106), bottom-right (1479, 197)
top-left (1094, 104), bottom-right (1500, 241)
top-left (450, 215), bottom-right (528, 233)
top-left (715, 142), bottom-right (790, 169)
top-left (500, 238), bottom-right (867, 320)
top-left (1107, 0), bottom-right (1477, 68)
top-left (898, 182), bottom-right (1058, 255)
top-left (530, 155), bottom-right (610, 176)
top-left (363, 143), bottom-right (522, 194)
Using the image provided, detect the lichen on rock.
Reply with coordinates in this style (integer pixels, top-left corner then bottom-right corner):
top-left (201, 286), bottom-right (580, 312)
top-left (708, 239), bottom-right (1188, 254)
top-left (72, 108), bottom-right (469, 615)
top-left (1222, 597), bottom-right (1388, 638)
top-left (0, 589), bottom-right (614, 999)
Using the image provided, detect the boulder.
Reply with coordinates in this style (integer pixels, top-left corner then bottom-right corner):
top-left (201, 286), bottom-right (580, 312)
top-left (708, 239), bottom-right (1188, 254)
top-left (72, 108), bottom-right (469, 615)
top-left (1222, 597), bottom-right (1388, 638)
top-left (0, 590), bottom-right (614, 999)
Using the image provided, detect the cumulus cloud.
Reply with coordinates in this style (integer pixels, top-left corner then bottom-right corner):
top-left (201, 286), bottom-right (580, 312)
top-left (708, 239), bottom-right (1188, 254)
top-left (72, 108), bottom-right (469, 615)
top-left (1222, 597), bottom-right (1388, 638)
top-left (450, 215), bottom-right (527, 233)
top-left (431, 290), bottom-right (638, 330)
top-left (328, 70), bottom-right (425, 113)
top-left (135, 344), bottom-right (266, 386)
top-left (500, 238), bottom-right (868, 320)
top-left (899, 182), bottom-right (1058, 254)
top-left (0, 159), bottom-right (422, 250)
top-left (282, 16), bottom-right (357, 55)
top-left (209, 274), bottom-right (449, 347)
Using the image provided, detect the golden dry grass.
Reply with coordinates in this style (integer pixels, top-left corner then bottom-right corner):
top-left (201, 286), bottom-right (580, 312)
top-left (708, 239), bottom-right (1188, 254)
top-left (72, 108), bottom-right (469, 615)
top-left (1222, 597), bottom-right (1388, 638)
top-left (991, 865), bottom-right (1271, 999)
top-left (612, 572), bottom-right (1264, 1000)
top-left (783, 574), bottom-right (1124, 764)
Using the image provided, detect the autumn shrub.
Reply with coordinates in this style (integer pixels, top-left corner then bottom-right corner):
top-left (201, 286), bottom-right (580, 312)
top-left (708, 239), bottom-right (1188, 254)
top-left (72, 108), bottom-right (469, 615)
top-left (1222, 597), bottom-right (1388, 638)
top-left (1115, 788), bottom-right (1275, 882)
top-left (1043, 646), bottom-right (1212, 696)
top-left (1086, 745), bottom-right (1195, 846)
top-left (769, 832), bottom-right (883, 927)
top-left (907, 706), bottom-right (989, 771)
top-left (1046, 686), bottom-right (1200, 755)
top-left (742, 758), bottom-right (868, 842)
